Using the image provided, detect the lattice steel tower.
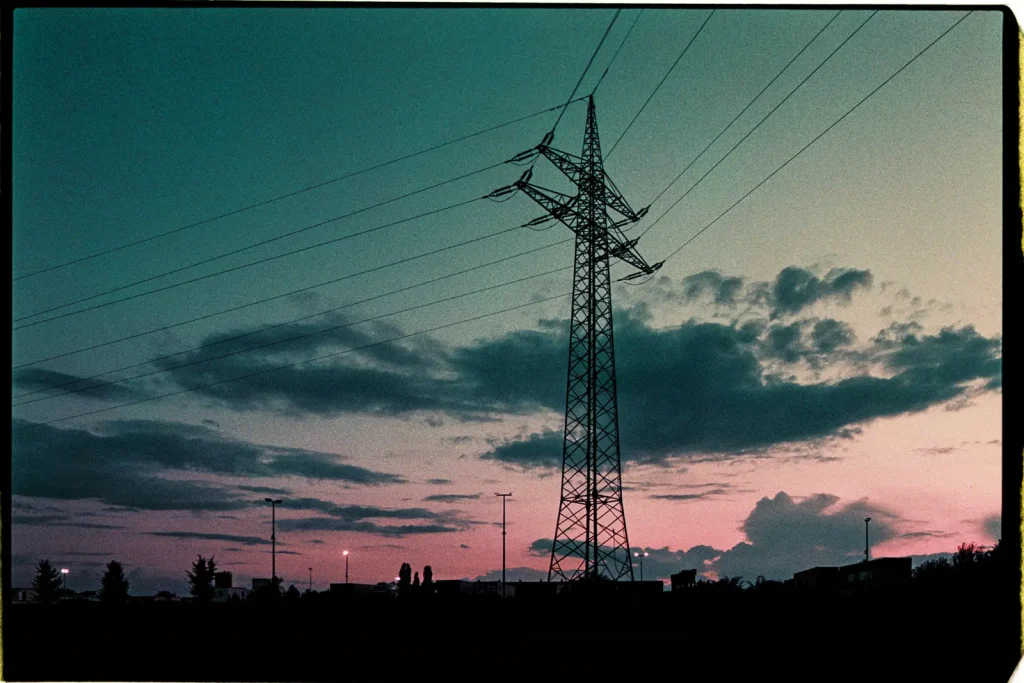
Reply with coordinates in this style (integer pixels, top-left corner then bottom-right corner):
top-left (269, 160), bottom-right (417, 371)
top-left (491, 96), bottom-right (661, 581)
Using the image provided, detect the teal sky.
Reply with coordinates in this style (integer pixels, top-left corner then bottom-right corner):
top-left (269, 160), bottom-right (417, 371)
top-left (11, 7), bottom-right (1002, 593)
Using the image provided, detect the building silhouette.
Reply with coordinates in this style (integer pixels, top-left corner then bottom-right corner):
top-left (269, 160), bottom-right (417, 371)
top-left (793, 557), bottom-right (911, 596)
top-left (671, 569), bottom-right (697, 591)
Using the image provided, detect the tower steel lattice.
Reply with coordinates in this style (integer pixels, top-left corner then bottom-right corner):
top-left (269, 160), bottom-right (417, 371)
top-left (489, 95), bottom-right (662, 581)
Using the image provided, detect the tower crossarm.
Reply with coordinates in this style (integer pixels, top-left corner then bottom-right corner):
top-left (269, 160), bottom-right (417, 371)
top-left (513, 176), bottom-right (660, 276)
top-left (518, 144), bottom-right (648, 223)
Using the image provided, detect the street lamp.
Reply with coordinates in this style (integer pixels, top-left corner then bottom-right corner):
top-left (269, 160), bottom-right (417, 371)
top-left (60, 567), bottom-right (69, 594)
top-left (495, 493), bottom-right (512, 599)
top-left (632, 550), bottom-right (649, 581)
top-left (864, 517), bottom-right (872, 563)
top-left (308, 567), bottom-right (313, 593)
top-left (343, 550), bottom-right (350, 584)
top-left (264, 498), bottom-right (283, 587)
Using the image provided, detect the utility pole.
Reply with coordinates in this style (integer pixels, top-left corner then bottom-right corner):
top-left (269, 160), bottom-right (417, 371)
top-left (490, 95), bottom-right (660, 582)
top-left (308, 567), bottom-right (312, 593)
top-left (343, 550), bottom-right (349, 584)
top-left (265, 498), bottom-right (282, 588)
top-left (864, 517), bottom-right (871, 563)
top-left (633, 550), bottom-right (648, 581)
top-left (496, 493), bottom-right (512, 598)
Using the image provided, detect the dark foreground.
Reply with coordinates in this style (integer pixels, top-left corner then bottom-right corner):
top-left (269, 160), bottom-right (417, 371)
top-left (4, 591), bottom-right (1018, 681)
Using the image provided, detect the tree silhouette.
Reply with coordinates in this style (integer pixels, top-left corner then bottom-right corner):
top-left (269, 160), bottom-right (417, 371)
top-left (398, 562), bottom-right (412, 594)
top-left (422, 566), bottom-right (433, 594)
top-left (100, 560), bottom-right (130, 605)
top-left (413, 571), bottom-right (420, 590)
top-left (285, 584), bottom-right (301, 603)
top-left (714, 576), bottom-right (744, 593)
top-left (952, 542), bottom-right (981, 571)
top-left (32, 559), bottom-right (63, 603)
top-left (187, 555), bottom-right (217, 603)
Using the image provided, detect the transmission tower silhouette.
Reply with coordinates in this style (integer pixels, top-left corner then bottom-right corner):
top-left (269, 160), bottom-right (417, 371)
top-left (490, 95), bottom-right (661, 581)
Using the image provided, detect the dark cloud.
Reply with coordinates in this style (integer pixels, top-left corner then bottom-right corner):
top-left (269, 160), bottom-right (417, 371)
top-left (12, 514), bottom-right (125, 529)
top-left (12, 499), bottom-right (64, 514)
top-left (274, 497), bottom-right (478, 537)
top-left (528, 538), bottom-right (719, 582)
top-left (770, 267), bottom-right (873, 318)
top-left (12, 368), bottom-right (147, 402)
top-left (481, 429), bottom-right (562, 470)
top-left (648, 488), bottom-right (731, 502)
top-left (811, 319), bottom-right (856, 353)
top-left (916, 446), bottom-right (956, 455)
top-left (477, 307), bottom-right (1000, 467)
top-left (426, 478), bottom-right (454, 485)
top-left (149, 315), bottom-right (471, 418)
top-left (11, 422), bottom-right (255, 510)
top-left (423, 493), bottom-right (481, 503)
top-left (712, 492), bottom-right (899, 580)
top-left (460, 544), bottom-right (471, 549)
top-left (11, 418), bottom-right (404, 511)
top-left (147, 532), bottom-right (272, 546)
top-left (679, 270), bottom-right (745, 305)
top-left (278, 519), bottom-right (463, 536)
top-left (303, 539), bottom-right (326, 545)
top-left (898, 530), bottom-right (954, 540)
top-left (237, 485), bottom-right (291, 495)
top-left (47, 264), bottom-right (994, 474)
top-left (764, 322), bottom-right (805, 363)
top-left (59, 551), bottom-right (115, 557)
top-left (523, 492), bottom-right (910, 582)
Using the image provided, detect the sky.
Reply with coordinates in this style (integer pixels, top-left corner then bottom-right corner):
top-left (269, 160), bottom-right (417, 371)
top-left (10, 7), bottom-right (1003, 595)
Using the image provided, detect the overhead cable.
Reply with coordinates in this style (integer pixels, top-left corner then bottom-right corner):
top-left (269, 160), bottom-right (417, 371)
top-left (15, 161), bottom-right (505, 324)
top-left (645, 11), bottom-right (973, 274)
top-left (12, 98), bottom-right (586, 283)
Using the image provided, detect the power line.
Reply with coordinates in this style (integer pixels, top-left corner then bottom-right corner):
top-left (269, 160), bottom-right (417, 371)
top-left (12, 292), bottom-right (571, 430)
top-left (12, 98), bottom-right (586, 283)
top-left (642, 10), bottom-right (842, 211)
top-left (648, 11), bottom-right (972, 271)
top-left (548, 9), bottom-right (621, 138)
top-left (14, 161), bottom-right (505, 324)
top-left (591, 9), bottom-right (645, 96)
top-left (12, 234), bottom-right (573, 375)
top-left (12, 193), bottom-right (486, 332)
top-left (635, 9), bottom-right (878, 243)
top-left (12, 11), bottom-right (972, 421)
top-left (604, 10), bottom-right (715, 160)
top-left (13, 265), bottom-right (572, 407)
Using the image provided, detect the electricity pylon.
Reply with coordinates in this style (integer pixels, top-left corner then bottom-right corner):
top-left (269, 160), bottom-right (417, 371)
top-left (489, 95), bottom-right (661, 581)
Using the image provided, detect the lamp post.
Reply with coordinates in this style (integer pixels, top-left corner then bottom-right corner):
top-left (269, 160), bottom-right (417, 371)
top-left (308, 567), bottom-right (313, 593)
top-left (265, 498), bottom-right (282, 588)
top-left (495, 493), bottom-right (512, 599)
top-left (60, 567), bottom-right (69, 595)
top-left (864, 517), bottom-right (871, 563)
top-left (633, 550), bottom-right (649, 581)
top-left (343, 550), bottom-right (350, 584)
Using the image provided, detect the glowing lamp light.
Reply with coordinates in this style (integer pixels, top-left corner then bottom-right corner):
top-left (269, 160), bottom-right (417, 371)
top-left (343, 550), bottom-right (349, 556)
